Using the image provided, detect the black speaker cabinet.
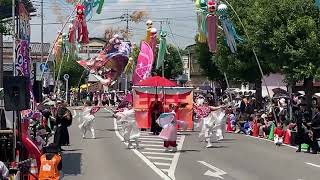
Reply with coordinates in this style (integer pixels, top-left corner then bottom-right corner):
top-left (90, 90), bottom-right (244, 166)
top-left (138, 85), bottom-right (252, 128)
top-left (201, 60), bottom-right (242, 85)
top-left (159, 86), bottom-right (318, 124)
top-left (3, 76), bottom-right (31, 111)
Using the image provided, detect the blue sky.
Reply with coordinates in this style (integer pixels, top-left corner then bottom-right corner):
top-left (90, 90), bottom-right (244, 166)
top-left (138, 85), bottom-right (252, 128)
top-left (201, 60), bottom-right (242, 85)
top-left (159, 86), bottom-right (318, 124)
top-left (29, 0), bottom-right (197, 48)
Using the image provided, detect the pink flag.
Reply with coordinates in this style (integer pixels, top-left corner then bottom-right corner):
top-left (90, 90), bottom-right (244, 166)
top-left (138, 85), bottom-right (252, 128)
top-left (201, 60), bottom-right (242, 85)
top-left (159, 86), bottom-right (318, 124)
top-left (132, 41), bottom-right (154, 85)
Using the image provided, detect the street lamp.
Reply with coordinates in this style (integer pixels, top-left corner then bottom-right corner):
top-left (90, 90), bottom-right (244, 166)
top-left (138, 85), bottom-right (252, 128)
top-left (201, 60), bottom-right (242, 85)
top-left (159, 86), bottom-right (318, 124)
top-left (64, 74), bottom-right (70, 102)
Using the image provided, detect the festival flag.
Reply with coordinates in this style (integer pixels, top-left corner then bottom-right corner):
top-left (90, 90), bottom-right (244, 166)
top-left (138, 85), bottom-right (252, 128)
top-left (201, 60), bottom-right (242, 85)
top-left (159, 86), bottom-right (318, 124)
top-left (132, 41), bottom-right (154, 85)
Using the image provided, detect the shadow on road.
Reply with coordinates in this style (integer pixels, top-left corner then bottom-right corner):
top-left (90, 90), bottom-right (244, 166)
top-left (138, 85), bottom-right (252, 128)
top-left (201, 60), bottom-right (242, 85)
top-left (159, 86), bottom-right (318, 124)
top-left (62, 153), bottom-right (82, 175)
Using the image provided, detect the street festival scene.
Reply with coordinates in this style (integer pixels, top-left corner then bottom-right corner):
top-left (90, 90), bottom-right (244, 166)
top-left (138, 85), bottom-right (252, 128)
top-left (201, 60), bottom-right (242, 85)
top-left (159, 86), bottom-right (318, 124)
top-left (1, 0), bottom-right (320, 180)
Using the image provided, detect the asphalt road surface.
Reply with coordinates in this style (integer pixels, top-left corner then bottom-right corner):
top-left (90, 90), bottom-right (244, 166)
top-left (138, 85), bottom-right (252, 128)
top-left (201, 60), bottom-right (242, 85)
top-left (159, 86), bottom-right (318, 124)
top-left (64, 108), bottom-right (320, 180)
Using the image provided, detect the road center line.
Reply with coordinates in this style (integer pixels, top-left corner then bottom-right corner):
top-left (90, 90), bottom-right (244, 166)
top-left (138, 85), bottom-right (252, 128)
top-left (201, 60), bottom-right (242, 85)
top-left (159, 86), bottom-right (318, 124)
top-left (305, 162), bottom-right (320, 168)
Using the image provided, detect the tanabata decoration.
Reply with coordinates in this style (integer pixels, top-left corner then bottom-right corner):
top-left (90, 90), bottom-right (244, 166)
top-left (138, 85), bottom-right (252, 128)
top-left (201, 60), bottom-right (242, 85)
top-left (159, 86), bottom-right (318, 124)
top-left (195, 0), bottom-right (209, 43)
top-left (217, 3), bottom-right (243, 53)
top-left (206, 0), bottom-right (218, 53)
top-left (124, 57), bottom-right (134, 74)
top-left (149, 28), bottom-right (157, 54)
top-left (156, 30), bottom-right (167, 69)
top-left (69, 4), bottom-right (90, 45)
top-left (77, 34), bottom-right (131, 86)
top-left (194, 0), bottom-right (243, 53)
top-left (83, 0), bottom-right (105, 21)
top-left (145, 20), bottom-right (153, 44)
top-left (53, 32), bottom-right (63, 62)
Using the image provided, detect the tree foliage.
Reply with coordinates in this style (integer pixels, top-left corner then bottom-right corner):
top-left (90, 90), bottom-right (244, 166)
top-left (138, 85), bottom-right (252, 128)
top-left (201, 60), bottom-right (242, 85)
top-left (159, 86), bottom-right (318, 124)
top-left (55, 54), bottom-right (85, 88)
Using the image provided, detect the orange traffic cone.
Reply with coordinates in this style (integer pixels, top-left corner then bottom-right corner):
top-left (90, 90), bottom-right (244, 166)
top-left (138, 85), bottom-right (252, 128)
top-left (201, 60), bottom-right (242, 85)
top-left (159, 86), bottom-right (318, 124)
top-left (28, 157), bottom-right (39, 180)
top-left (226, 114), bottom-right (233, 133)
top-left (252, 120), bottom-right (259, 137)
top-left (284, 129), bottom-right (291, 145)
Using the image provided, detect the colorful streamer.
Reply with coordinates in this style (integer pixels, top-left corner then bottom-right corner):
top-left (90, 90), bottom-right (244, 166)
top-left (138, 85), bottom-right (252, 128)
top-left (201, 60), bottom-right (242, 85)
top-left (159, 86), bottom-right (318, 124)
top-left (83, 0), bottom-right (105, 21)
top-left (217, 3), bottom-right (243, 53)
top-left (206, 0), bottom-right (217, 52)
top-left (145, 20), bottom-right (153, 44)
top-left (156, 31), bottom-right (167, 69)
top-left (69, 4), bottom-right (89, 45)
top-left (77, 35), bottom-right (131, 86)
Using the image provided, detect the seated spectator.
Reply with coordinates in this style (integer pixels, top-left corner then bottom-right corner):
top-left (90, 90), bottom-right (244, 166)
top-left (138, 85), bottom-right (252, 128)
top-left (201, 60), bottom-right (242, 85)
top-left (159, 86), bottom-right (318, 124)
top-left (274, 122), bottom-right (285, 146)
top-left (240, 118), bottom-right (253, 135)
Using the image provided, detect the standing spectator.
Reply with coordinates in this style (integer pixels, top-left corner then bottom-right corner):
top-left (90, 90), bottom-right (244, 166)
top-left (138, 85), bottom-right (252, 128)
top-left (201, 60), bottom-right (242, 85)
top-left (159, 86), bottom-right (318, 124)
top-left (310, 106), bottom-right (320, 154)
top-left (295, 104), bottom-right (312, 153)
top-left (54, 101), bottom-right (72, 151)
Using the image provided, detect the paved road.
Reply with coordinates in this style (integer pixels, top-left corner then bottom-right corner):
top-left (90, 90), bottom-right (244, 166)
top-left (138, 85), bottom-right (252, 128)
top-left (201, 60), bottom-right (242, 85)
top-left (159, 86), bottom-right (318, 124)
top-left (62, 109), bottom-right (162, 180)
top-left (64, 109), bottom-right (320, 180)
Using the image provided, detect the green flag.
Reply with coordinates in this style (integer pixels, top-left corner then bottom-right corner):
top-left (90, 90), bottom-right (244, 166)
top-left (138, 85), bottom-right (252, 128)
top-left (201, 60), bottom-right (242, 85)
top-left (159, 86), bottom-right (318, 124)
top-left (156, 31), bottom-right (167, 69)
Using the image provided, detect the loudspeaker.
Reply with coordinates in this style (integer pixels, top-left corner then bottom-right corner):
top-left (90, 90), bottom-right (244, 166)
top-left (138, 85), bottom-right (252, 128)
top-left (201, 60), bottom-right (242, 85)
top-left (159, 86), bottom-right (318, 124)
top-left (3, 76), bottom-right (30, 111)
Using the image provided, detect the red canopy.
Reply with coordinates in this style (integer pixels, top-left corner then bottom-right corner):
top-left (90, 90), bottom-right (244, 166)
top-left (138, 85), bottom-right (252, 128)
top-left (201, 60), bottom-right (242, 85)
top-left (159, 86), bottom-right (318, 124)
top-left (136, 76), bottom-right (177, 87)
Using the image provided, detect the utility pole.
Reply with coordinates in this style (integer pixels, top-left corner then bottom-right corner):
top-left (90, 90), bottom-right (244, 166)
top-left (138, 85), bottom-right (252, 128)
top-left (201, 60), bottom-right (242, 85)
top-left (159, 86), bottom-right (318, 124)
top-left (124, 9), bottom-right (129, 94)
top-left (39, 0), bottom-right (44, 101)
top-left (160, 21), bottom-right (164, 78)
top-left (41, 0), bottom-right (44, 64)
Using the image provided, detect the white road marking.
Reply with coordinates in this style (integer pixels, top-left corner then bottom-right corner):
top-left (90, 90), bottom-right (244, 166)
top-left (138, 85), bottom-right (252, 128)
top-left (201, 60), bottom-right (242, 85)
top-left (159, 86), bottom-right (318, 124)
top-left (142, 152), bottom-right (175, 156)
top-left (168, 135), bottom-right (185, 180)
top-left (140, 141), bottom-right (165, 144)
top-left (305, 162), bottom-right (320, 168)
top-left (144, 148), bottom-right (165, 151)
top-left (198, 161), bottom-right (227, 179)
top-left (147, 156), bottom-right (173, 161)
top-left (139, 137), bottom-right (164, 141)
top-left (140, 144), bottom-right (163, 147)
top-left (154, 162), bottom-right (171, 166)
top-left (113, 118), bottom-right (171, 180)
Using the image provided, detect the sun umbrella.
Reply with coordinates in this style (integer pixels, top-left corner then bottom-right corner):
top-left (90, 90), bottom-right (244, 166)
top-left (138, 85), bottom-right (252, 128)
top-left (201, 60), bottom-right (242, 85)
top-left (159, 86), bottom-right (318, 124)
top-left (136, 76), bottom-right (177, 87)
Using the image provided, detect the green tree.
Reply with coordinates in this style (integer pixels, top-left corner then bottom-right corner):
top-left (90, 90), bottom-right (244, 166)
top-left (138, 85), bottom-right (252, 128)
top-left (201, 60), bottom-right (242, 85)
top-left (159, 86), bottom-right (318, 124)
top-left (249, 0), bottom-right (320, 109)
top-left (194, 35), bottom-right (226, 90)
top-left (55, 54), bottom-right (85, 88)
top-left (0, 0), bottom-right (11, 34)
top-left (153, 44), bottom-right (183, 79)
top-left (208, 0), bottom-right (274, 105)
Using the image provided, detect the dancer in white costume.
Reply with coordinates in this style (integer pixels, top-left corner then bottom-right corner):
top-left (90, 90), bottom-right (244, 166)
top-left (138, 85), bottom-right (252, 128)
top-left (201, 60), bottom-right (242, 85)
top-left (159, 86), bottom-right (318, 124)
top-left (114, 103), bottom-right (140, 149)
top-left (196, 100), bottom-right (226, 148)
top-left (79, 101), bottom-right (98, 139)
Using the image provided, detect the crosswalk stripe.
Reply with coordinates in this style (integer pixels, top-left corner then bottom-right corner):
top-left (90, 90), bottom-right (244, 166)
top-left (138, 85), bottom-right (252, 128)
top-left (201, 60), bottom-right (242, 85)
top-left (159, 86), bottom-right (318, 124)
top-left (147, 156), bottom-right (173, 161)
top-left (140, 144), bottom-right (163, 147)
top-left (140, 141), bottom-right (164, 144)
top-left (144, 148), bottom-right (165, 151)
top-left (139, 137), bottom-right (164, 141)
top-left (142, 152), bottom-right (175, 156)
top-left (154, 162), bottom-right (171, 166)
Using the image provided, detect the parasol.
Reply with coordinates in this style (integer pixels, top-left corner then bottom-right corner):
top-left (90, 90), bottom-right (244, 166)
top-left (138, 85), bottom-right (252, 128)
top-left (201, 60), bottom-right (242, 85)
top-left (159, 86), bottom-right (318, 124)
top-left (136, 76), bottom-right (177, 87)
